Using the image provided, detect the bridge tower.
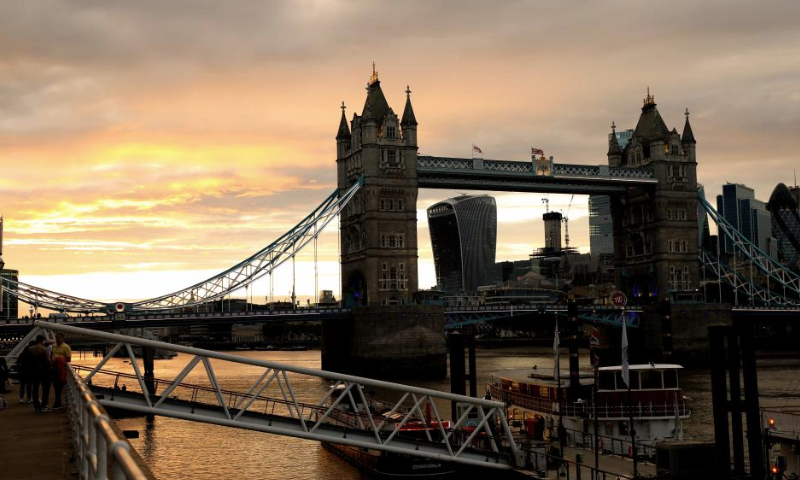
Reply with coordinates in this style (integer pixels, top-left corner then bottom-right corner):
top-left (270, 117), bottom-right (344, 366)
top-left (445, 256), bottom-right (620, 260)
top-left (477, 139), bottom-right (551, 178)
top-left (336, 67), bottom-right (419, 306)
top-left (609, 91), bottom-right (700, 302)
top-left (326, 68), bottom-right (444, 378)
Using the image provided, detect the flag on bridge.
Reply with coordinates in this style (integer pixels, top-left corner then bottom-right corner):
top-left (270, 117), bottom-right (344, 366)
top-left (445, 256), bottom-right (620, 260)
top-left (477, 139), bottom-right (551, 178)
top-left (621, 313), bottom-right (630, 387)
top-left (531, 147), bottom-right (544, 157)
top-left (472, 144), bottom-right (483, 157)
top-left (553, 319), bottom-right (561, 386)
top-left (590, 326), bottom-right (600, 348)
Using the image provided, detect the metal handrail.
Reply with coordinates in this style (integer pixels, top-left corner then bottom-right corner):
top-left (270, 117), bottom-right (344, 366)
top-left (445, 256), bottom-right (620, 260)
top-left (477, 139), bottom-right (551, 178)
top-left (67, 365), bottom-right (151, 480)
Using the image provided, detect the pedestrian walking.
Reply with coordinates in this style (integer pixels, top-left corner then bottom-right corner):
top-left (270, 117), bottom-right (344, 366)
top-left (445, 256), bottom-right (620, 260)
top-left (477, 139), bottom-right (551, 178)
top-left (0, 358), bottom-right (9, 393)
top-left (17, 341), bottom-right (34, 403)
top-left (50, 333), bottom-right (71, 410)
top-left (29, 335), bottom-right (51, 412)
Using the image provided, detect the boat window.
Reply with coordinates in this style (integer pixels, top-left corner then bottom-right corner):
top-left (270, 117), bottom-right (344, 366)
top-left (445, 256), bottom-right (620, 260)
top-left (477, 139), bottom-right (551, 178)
top-left (599, 371), bottom-right (615, 390)
top-left (640, 370), bottom-right (662, 389)
top-left (615, 371), bottom-right (639, 390)
top-left (663, 369), bottom-right (678, 388)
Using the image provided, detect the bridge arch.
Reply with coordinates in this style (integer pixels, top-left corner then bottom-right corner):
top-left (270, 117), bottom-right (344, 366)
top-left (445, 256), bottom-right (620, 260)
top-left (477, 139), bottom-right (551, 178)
top-left (344, 269), bottom-right (367, 307)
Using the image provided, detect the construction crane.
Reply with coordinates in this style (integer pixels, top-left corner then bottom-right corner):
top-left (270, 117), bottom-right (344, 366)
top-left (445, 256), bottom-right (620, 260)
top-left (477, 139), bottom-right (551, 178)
top-left (563, 194), bottom-right (574, 250)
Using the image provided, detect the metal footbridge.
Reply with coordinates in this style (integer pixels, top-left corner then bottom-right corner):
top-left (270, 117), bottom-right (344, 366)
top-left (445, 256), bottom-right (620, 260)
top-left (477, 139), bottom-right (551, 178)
top-left (418, 155), bottom-right (658, 194)
top-left (26, 321), bottom-right (525, 470)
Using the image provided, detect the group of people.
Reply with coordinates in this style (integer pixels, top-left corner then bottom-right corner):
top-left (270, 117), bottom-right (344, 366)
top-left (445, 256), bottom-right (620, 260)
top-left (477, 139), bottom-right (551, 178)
top-left (16, 333), bottom-right (72, 412)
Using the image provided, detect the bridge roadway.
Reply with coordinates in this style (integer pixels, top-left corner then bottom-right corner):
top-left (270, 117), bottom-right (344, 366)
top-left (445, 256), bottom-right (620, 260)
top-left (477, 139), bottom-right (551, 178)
top-left (2, 304), bottom-right (798, 337)
top-left (0, 304), bottom-right (636, 336)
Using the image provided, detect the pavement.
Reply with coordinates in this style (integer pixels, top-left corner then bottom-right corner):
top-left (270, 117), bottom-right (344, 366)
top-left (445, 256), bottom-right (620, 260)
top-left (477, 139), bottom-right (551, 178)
top-left (563, 445), bottom-right (656, 478)
top-left (0, 385), bottom-right (78, 480)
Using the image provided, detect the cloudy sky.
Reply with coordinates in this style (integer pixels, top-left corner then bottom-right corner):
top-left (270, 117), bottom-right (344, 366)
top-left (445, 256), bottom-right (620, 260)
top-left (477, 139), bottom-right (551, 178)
top-left (1, 0), bottom-right (799, 303)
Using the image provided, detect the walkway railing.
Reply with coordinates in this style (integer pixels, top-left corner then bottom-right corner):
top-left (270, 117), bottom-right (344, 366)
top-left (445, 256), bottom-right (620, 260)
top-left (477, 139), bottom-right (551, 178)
top-left (67, 363), bottom-right (150, 480)
top-left (489, 384), bottom-right (690, 419)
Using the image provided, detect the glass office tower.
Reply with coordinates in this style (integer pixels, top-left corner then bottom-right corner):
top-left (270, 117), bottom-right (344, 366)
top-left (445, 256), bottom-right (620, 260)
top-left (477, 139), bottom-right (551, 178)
top-left (427, 195), bottom-right (497, 295)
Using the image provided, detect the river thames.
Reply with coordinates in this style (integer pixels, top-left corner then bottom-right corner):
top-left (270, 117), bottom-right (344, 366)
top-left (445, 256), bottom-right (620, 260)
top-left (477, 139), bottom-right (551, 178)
top-left (73, 347), bottom-right (800, 480)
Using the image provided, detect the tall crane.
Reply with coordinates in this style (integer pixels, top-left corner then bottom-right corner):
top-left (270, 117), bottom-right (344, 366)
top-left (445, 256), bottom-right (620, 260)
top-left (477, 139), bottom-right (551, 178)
top-left (563, 194), bottom-right (574, 250)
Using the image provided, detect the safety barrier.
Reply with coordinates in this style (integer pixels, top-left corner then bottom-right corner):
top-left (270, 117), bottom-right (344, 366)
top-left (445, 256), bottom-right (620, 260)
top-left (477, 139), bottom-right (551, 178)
top-left (67, 365), bottom-right (150, 480)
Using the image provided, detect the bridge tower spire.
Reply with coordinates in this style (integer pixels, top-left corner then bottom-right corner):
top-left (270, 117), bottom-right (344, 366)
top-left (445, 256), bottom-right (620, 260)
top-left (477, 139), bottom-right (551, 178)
top-left (607, 120), bottom-right (622, 166)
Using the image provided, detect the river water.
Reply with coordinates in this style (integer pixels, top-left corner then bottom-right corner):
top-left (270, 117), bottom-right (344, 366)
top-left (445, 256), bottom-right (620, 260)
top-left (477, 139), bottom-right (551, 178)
top-left (72, 347), bottom-right (800, 480)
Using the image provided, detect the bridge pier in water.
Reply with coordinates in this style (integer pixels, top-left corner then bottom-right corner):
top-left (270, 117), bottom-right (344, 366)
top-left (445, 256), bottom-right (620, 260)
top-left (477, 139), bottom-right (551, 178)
top-left (321, 305), bottom-right (446, 379)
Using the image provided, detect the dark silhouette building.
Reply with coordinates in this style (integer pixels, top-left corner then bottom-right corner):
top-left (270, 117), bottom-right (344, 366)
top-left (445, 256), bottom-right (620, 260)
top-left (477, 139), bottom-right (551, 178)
top-left (767, 183), bottom-right (800, 272)
top-left (427, 195), bottom-right (497, 296)
top-left (0, 217), bottom-right (18, 319)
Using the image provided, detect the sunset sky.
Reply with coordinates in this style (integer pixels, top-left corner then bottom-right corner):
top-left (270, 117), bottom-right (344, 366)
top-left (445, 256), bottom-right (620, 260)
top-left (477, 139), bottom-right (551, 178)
top-left (1, 1), bottom-right (799, 304)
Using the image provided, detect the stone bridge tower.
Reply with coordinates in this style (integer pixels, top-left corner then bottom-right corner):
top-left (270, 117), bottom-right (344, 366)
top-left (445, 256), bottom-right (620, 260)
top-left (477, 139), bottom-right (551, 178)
top-left (609, 90), bottom-right (700, 302)
top-left (336, 68), bottom-right (420, 307)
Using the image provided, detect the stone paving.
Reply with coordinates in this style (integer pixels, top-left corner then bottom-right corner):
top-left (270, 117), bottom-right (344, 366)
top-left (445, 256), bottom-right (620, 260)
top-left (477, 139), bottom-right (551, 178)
top-left (0, 385), bottom-right (77, 480)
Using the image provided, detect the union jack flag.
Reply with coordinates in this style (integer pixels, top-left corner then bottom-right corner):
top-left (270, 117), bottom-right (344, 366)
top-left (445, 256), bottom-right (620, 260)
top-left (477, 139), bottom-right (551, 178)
top-left (531, 147), bottom-right (544, 156)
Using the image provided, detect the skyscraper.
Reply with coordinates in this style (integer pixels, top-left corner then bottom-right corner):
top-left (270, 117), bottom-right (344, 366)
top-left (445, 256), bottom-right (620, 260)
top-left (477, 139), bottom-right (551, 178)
top-left (767, 183), bottom-right (800, 271)
top-left (589, 195), bottom-right (614, 255)
top-left (543, 211), bottom-right (563, 253)
top-left (427, 195), bottom-right (497, 296)
top-left (716, 183), bottom-right (774, 255)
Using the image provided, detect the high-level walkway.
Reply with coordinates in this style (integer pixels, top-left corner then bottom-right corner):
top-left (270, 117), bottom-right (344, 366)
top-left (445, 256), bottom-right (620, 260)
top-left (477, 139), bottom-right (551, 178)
top-left (0, 387), bottom-right (77, 480)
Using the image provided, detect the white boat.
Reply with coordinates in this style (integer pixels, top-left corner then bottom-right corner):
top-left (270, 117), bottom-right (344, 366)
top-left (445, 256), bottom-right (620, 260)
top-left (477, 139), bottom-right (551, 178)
top-left (487, 363), bottom-right (690, 456)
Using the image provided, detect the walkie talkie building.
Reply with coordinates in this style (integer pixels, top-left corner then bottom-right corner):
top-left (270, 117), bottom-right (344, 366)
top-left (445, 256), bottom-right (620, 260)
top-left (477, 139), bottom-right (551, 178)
top-left (427, 195), bottom-right (497, 295)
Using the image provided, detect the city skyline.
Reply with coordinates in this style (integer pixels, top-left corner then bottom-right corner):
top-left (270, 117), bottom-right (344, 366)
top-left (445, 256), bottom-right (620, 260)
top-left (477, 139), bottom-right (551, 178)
top-left (1, 1), bottom-right (799, 302)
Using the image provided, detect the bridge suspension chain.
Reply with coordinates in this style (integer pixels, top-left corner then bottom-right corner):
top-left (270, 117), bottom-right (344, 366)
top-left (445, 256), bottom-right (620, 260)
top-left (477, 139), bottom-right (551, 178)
top-left (699, 194), bottom-right (800, 305)
top-left (0, 279), bottom-right (107, 314)
top-left (0, 177), bottom-right (363, 314)
top-left (132, 177), bottom-right (364, 311)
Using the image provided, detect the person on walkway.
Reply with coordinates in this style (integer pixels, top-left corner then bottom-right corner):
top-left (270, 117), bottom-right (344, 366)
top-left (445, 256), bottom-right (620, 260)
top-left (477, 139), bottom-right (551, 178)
top-left (29, 335), bottom-right (51, 412)
top-left (0, 358), bottom-right (9, 393)
top-left (17, 341), bottom-right (34, 403)
top-left (50, 333), bottom-right (71, 410)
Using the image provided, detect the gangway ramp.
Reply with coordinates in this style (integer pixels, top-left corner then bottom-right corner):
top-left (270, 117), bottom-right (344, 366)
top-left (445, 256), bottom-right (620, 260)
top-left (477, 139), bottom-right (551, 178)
top-left (33, 321), bottom-right (524, 470)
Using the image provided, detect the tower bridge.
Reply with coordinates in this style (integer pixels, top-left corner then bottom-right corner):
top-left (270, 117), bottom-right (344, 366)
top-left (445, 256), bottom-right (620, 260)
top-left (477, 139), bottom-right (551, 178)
top-left (2, 70), bottom-right (800, 375)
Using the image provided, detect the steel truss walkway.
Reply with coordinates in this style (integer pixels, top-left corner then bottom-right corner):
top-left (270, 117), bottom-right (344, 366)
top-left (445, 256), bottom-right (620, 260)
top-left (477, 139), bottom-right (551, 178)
top-left (445, 305), bottom-right (641, 330)
top-left (30, 321), bottom-right (524, 470)
top-left (418, 156), bottom-right (658, 194)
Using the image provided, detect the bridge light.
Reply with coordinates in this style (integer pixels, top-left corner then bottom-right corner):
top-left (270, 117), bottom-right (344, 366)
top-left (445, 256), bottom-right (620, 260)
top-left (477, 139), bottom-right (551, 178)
top-left (768, 417), bottom-right (776, 428)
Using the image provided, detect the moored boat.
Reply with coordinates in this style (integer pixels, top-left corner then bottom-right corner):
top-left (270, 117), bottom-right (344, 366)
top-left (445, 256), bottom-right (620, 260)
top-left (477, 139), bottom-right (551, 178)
top-left (487, 363), bottom-right (690, 456)
top-left (321, 385), bottom-right (459, 478)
